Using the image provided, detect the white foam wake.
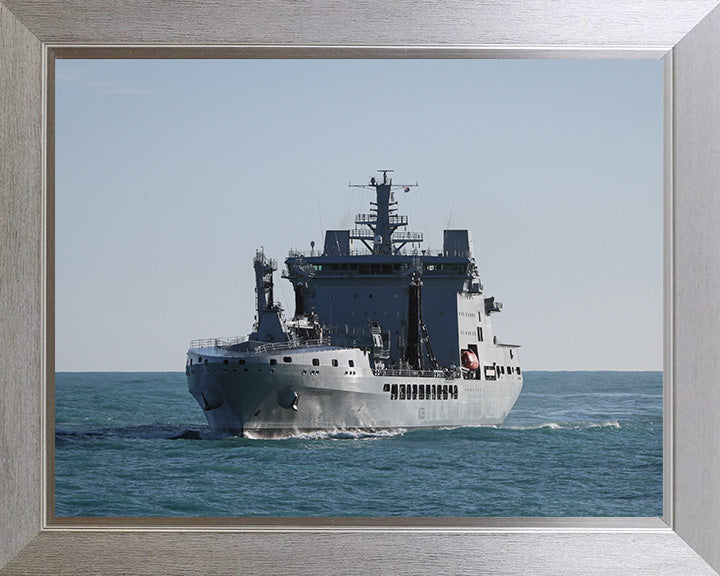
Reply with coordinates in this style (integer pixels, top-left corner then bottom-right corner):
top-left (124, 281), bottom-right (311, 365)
top-left (501, 420), bottom-right (621, 431)
top-left (242, 428), bottom-right (408, 440)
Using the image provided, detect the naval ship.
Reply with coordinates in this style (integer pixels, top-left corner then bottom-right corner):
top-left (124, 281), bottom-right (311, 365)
top-left (186, 170), bottom-right (523, 437)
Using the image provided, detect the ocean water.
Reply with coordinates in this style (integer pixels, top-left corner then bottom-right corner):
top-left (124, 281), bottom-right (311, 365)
top-left (54, 371), bottom-right (662, 517)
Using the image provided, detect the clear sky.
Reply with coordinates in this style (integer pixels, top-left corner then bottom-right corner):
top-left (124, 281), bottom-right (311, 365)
top-left (55, 59), bottom-right (663, 372)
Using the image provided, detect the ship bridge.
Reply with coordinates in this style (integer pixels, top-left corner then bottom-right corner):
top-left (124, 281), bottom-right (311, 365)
top-left (282, 171), bottom-right (486, 367)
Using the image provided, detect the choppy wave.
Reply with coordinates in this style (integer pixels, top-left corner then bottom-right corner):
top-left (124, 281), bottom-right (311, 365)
top-left (500, 420), bottom-right (621, 431)
top-left (56, 424), bottom-right (408, 442)
top-left (55, 424), bottom-right (219, 441)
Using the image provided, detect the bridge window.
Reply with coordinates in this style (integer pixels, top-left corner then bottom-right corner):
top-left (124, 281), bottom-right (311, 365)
top-left (418, 386), bottom-right (425, 400)
top-left (399, 385), bottom-right (406, 400)
top-left (412, 384), bottom-right (418, 400)
top-left (442, 385), bottom-right (448, 400)
top-left (432, 385), bottom-right (436, 400)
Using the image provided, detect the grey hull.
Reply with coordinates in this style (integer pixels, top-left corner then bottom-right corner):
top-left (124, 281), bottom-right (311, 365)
top-left (187, 347), bottom-right (523, 438)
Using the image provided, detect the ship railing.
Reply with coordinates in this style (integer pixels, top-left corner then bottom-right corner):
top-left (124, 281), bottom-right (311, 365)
top-left (189, 336), bottom-right (247, 350)
top-left (349, 230), bottom-right (424, 243)
top-left (354, 214), bottom-right (408, 226)
top-left (250, 337), bottom-right (332, 354)
top-left (372, 368), bottom-right (446, 378)
top-left (287, 247), bottom-right (465, 258)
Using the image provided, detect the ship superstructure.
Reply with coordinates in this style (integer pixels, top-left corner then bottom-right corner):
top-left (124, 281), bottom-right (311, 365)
top-left (186, 171), bottom-right (522, 437)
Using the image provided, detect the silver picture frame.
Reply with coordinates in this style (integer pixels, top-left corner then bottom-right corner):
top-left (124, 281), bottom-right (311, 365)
top-left (2, 1), bottom-right (720, 574)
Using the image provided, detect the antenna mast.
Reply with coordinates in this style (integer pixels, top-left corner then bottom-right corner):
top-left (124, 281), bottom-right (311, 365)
top-left (349, 170), bottom-right (423, 254)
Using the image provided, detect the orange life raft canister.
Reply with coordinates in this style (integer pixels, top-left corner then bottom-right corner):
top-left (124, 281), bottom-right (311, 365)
top-left (461, 349), bottom-right (480, 370)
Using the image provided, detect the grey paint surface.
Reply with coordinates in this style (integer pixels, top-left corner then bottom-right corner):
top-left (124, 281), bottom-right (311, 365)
top-left (2, 1), bottom-right (720, 574)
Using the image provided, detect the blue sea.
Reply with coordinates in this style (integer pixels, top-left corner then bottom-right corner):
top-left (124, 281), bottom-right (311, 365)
top-left (54, 371), bottom-right (662, 517)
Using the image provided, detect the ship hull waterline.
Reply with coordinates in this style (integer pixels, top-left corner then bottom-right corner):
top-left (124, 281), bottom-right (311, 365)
top-left (187, 348), bottom-right (523, 439)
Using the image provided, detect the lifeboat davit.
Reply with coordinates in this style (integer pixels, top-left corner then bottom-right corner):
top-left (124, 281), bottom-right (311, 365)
top-left (461, 349), bottom-right (479, 370)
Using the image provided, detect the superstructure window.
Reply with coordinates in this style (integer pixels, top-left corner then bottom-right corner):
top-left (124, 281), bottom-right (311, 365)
top-left (517, 367), bottom-right (522, 375)
top-left (419, 386), bottom-right (425, 400)
top-left (412, 384), bottom-right (418, 400)
top-left (391, 384), bottom-right (398, 399)
top-left (332, 359), bottom-right (339, 367)
top-left (383, 383), bottom-right (390, 392)
top-left (238, 359), bottom-right (245, 365)
top-left (348, 360), bottom-right (354, 367)
top-left (283, 356), bottom-right (292, 363)
top-left (478, 311), bottom-right (482, 321)
top-left (312, 358), bottom-right (320, 366)
top-left (269, 359), bottom-right (277, 365)
top-left (399, 385), bottom-right (406, 400)
top-left (477, 327), bottom-right (483, 342)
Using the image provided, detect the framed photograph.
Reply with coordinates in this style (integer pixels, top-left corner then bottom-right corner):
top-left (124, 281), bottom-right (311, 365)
top-left (52, 57), bottom-right (664, 522)
top-left (2, 1), bottom-right (720, 574)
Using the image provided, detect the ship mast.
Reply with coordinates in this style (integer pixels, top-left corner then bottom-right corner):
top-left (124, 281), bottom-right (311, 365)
top-left (350, 170), bottom-right (423, 255)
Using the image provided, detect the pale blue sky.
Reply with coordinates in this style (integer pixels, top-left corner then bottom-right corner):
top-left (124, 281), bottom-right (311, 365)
top-left (55, 59), bottom-right (663, 371)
